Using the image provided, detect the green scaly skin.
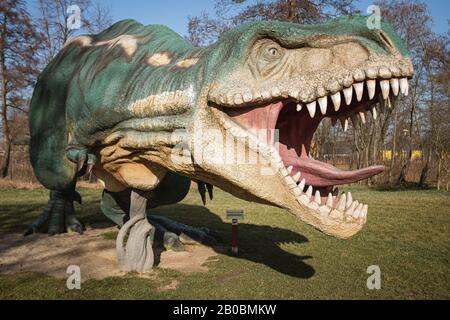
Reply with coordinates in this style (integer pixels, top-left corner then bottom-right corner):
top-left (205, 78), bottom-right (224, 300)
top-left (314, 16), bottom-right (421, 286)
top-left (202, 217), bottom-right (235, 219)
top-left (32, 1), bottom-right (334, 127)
top-left (28, 15), bottom-right (412, 242)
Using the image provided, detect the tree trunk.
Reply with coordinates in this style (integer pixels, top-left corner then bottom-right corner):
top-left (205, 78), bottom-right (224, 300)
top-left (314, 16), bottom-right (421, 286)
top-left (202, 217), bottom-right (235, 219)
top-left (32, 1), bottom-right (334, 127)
top-left (389, 108), bottom-right (398, 183)
top-left (287, 0), bottom-right (296, 22)
top-left (0, 16), bottom-right (11, 178)
top-left (398, 163), bottom-right (407, 184)
top-left (436, 153), bottom-right (442, 191)
top-left (419, 149), bottom-right (430, 188)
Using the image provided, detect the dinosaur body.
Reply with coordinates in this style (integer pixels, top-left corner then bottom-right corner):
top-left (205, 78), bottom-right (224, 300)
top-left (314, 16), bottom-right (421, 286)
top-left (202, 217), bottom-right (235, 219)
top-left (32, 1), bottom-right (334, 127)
top-left (28, 16), bottom-right (412, 271)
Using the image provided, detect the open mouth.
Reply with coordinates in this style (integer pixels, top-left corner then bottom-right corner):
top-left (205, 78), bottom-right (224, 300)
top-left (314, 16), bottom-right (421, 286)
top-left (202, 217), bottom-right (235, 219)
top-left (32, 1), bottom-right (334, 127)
top-left (209, 70), bottom-right (411, 236)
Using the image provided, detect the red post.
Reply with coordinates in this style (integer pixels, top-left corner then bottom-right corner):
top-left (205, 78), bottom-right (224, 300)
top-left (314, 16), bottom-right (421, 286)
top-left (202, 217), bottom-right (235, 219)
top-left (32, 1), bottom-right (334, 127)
top-left (231, 218), bottom-right (238, 254)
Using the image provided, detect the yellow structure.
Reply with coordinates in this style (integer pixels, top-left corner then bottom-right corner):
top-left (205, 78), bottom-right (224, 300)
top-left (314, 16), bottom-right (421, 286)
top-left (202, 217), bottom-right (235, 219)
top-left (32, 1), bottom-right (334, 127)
top-left (382, 150), bottom-right (423, 161)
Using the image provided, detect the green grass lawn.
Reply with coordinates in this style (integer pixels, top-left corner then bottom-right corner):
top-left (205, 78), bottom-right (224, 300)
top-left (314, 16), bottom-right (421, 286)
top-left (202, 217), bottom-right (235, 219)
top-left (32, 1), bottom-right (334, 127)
top-left (0, 186), bottom-right (449, 299)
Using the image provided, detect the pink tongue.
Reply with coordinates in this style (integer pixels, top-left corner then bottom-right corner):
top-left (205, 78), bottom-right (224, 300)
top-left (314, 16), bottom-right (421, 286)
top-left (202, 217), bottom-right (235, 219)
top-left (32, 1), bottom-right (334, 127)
top-left (287, 156), bottom-right (385, 187)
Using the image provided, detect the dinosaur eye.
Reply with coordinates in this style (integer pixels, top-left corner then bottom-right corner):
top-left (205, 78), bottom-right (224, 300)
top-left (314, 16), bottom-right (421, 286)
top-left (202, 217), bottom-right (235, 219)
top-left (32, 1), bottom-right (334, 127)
top-left (268, 47), bottom-right (279, 56)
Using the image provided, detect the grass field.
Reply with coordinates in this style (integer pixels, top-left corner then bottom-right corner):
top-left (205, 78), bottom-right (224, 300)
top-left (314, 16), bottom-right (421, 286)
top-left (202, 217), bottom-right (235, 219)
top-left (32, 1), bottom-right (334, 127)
top-left (0, 186), bottom-right (449, 299)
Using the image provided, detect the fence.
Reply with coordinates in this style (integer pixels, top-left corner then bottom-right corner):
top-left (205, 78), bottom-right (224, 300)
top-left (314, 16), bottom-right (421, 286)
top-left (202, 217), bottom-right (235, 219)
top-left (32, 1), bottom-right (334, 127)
top-left (1, 145), bottom-right (448, 188)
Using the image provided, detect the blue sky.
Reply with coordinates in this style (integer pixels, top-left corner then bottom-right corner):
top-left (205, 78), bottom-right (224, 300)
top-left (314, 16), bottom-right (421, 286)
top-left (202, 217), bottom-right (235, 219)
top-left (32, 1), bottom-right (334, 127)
top-left (95, 0), bottom-right (448, 36)
top-left (28, 0), bottom-right (448, 36)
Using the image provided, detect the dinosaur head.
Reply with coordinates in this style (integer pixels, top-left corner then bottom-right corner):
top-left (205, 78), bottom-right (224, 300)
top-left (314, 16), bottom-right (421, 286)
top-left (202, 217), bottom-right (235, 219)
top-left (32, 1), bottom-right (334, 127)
top-left (181, 15), bottom-right (412, 239)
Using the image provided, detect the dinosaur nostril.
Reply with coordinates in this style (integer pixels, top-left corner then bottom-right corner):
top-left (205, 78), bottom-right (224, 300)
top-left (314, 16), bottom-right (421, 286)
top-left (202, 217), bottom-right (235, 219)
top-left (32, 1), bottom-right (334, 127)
top-left (378, 31), bottom-right (395, 51)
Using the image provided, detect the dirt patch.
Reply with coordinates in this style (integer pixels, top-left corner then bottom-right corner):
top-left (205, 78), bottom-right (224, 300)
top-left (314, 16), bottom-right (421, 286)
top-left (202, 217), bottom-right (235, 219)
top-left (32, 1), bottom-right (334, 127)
top-left (157, 279), bottom-right (180, 292)
top-left (0, 227), bottom-right (217, 282)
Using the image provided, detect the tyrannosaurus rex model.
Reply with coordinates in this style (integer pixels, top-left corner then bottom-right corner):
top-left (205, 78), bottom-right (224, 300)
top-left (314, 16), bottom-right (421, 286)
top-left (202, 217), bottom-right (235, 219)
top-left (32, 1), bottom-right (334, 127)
top-left (27, 15), bottom-right (412, 272)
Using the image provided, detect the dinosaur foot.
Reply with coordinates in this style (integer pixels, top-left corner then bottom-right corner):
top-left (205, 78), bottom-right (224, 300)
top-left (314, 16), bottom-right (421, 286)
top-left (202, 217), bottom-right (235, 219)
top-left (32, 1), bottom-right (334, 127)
top-left (149, 215), bottom-right (221, 252)
top-left (24, 190), bottom-right (84, 236)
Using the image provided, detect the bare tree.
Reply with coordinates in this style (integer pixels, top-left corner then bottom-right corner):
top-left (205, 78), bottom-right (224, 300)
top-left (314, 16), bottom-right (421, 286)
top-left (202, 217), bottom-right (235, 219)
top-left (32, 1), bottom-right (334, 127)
top-left (0, 0), bottom-right (41, 177)
top-left (187, 0), bottom-right (356, 46)
top-left (86, 0), bottom-right (113, 34)
top-left (35, 0), bottom-right (113, 64)
top-left (377, 0), bottom-right (449, 187)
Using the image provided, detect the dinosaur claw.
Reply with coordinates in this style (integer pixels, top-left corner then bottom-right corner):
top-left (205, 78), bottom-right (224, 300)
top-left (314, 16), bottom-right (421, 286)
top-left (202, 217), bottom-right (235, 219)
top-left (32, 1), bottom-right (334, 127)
top-left (86, 154), bottom-right (97, 175)
top-left (200, 192), bottom-right (206, 206)
top-left (206, 183), bottom-right (213, 200)
top-left (77, 157), bottom-right (85, 172)
top-left (86, 163), bottom-right (94, 175)
top-left (196, 180), bottom-right (207, 205)
top-left (66, 147), bottom-right (97, 176)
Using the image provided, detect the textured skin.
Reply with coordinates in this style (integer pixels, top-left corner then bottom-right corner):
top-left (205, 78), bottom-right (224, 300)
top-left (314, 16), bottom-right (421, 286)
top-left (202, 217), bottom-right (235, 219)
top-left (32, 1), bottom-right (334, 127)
top-left (29, 15), bottom-right (412, 239)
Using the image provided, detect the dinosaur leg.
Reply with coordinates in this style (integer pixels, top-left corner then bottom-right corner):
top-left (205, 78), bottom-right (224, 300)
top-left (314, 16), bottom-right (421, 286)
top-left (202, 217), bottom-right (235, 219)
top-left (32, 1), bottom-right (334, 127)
top-left (116, 189), bottom-right (155, 273)
top-left (101, 188), bottom-right (220, 253)
top-left (24, 189), bottom-right (84, 236)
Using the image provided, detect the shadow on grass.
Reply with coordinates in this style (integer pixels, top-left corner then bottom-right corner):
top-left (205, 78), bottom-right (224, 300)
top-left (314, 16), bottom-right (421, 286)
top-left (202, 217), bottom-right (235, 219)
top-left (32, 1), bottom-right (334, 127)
top-left (1, 195), bottom-right (314, 279)
top-left (371, 182), bottom-right (430, 192)
top-left (149, 204), bottom-right (315, 279)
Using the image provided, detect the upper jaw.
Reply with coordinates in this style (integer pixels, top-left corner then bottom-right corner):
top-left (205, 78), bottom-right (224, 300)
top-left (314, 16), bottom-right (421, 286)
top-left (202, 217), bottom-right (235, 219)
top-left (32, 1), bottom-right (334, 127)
top-left (208, 55), bottom-right (413, 107)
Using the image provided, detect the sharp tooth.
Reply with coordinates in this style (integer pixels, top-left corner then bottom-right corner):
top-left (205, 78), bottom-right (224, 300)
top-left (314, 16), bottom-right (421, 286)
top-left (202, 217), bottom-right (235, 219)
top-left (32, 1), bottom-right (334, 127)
top-left (314, 190), bottom-right (321, 204)
top-left (306, 185), bottom-right (313, 198)
top-left (345, 201), bottom-right (358, 216)
top-left (367, 80), bottom-right (376, 99)
top-left (296, 103), bottom-right (303, 112)
top-left (287, 166), bottom-right (293, 174)
top-left (353, 82), bottom-right (364, 101)
top-left (318, 96), bottom-right (328, 115)
top-left (337, 194), bottom-right (346, 211)
top-left (331, 92), bottom-right (341, 111)
top-left (390, 78), bottom-right (399, 96)
top-left (371, 107), bottom-right (378, 120)
top-left (326, 193), bottom-right (333, 207)
top-left (346, 192), bottom-right (352, 208)
top-left (354, 203), bottom-right (364, 218)
top-left (293, 172), bottom-right (301, 182)
top-left (387, 96), bottom-right (392, 108)
top-left (298, 178), bottom-right (306, 191)
top-left (343, 87), bottom-right (353, 105)
top-left (380, 80), bottom-right (390, 99)
top-left (361, 204), bottom-right (368, 222)
top-left (359, 112), bottom-right (366, 124)
top-left (306, 101), bottom-right (316, 118)
top-left (340, 118), bottom-right (348, 132)
top-left (351, 201), bottom-right (361, 218)
top-left (399, 78), bottom-right (408, 96)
